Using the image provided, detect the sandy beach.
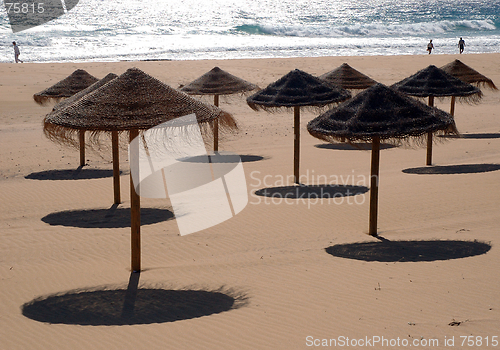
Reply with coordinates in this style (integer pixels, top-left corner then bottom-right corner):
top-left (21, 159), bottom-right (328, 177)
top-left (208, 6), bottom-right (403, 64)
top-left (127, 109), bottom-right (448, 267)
top-left (1, 53), bottom-right (499, 349)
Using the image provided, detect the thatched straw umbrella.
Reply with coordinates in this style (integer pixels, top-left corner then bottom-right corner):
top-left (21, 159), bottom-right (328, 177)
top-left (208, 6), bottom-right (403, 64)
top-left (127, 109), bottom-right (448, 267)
top-left (33, 69), bottom-right (99, 105)
top-left (308, 83), bottom-right (457, 236)
top-left (319, 63), bottom-right (377, 143)
top-left (35, 69), bottom-right (100, 167)
top-left (319, 63), bottom-right (377, 90)
top-left (181, 67), bottom-right (258, 151)
top-left (440, 59), bottom-right (498, 116)
top-left (53, 73), bottom-right (118, 112)
top-left (44, 67), bottom-right (235, 272)
top-left (49, 73), bottom-right (119, 167)
top-left (247, 69), bottom-right (351, 184)
top-left (392, 65), bottom-right (481, 165)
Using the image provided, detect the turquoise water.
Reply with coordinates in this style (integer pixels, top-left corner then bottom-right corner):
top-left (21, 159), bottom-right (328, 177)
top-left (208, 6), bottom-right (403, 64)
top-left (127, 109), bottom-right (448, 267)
top-left (1, 0), bottom-right (499, 62)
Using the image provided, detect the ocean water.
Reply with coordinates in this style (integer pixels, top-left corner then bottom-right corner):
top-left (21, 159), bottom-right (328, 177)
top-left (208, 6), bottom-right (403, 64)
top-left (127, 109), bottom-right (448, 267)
top-left (1, 0), bottom-right (499, 62)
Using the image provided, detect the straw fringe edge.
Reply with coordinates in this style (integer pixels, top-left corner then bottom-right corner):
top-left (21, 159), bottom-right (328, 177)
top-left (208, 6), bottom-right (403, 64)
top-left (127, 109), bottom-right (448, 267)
top-left (34, 95), bottom-right (65, 106)
top-left (43, 112), bottom-right (237, 150)
top-left (308, 124), bottom-right (459, 149)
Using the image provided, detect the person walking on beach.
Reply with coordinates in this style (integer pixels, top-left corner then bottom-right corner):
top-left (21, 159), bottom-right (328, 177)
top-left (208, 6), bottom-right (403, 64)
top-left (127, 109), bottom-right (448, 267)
top-left (458, 37), bottom-right (465, 54)
top-left (13, 42), bottom-right (23, 63)
top-left (427, 40), bottom-right (434, 54)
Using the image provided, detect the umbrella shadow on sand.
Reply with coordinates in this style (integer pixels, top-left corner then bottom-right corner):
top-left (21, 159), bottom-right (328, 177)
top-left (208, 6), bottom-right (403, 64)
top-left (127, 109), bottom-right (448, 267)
top-left (254, 184), bottom-right (369, 199)
top-left (25, 166), bottom-right (123, 181)
top-left (402, 163), bottom-right (500, 175)
top-left (315, 142), bottom-right (397, 151)
top-left (438, 133), bottom-right (500, 139)
top-left (22, 273), bottom-right (248, 326)
top-left (178, 153), bottom-right (267, 163)
top-left (41, 205), bottom-right (174, 228)
top-left (325, 238), bottom-right (491, 262)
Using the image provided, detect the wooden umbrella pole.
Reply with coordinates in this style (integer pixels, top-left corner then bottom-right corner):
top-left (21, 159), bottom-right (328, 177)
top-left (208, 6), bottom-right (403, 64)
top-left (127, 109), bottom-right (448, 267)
top-left (426, 132), bottom-right (433, 165)
top-left (450, 95), bottom-right (456, 116)
top-left (129, 129), bottom-right (141, 272)
top-left (79, 130), bottom-right (85, 167)
top-left (426, 96), bottom-right (435, 166)
top-left (369, 136), bottom-right (381, 236)
top-left (213, 94), bottom-right (219, 152)
top-left (293, 106), bottom-right (300, 184)
top-left (112, 131), bottom-right (121, 204)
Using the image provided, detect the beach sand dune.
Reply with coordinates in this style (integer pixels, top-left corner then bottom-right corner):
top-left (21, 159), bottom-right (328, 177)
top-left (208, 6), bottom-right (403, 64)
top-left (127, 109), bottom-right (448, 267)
top-left (1, 54), bottom-right (499, 349)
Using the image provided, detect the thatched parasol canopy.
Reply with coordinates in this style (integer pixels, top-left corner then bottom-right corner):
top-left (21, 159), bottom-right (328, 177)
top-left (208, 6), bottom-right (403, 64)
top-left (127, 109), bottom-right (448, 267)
top-left (392, 65), bottom-right (481, 165)
top-left (319, 63), bottom-right (377, 90)
top-left (44, 67), bottom-right (236, 143)
top-left (247, 69), bottom-right (351, 111)
top-left (440, 59), bottom-right (497, 91)
top-left (391, 65), bottom-right (482, 102)
top-left (308, 83), bottom-right (457, 143)
top-left (53, 73), bottom-right (119, 112)
top-left (50, 73), bottom-right (119, 168)
top-left (180, 66), bottom-right (258, 96)
top-left (180, 66), bottom-right (256, 151)
top-left (308, 83), bottom-right (457, 236)
top-left (34, 69), bottom-right (99, 105)
top-left (246, 69), bottom-right (351, 183)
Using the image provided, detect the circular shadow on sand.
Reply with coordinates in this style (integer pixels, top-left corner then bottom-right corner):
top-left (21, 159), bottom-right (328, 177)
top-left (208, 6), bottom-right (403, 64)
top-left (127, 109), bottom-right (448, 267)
top-left (22, 288), bottom-right (246, 325)
top-left (25, 168), bottom-right (121, 181)
top-left (41, 207), bottom-right (174, 228)
top-left (315, 143), bottom-right (397, 151)
top-left (178, 153), bottom-right (266, 163)
top-left (439, 133), bottom-right (500, 139)
top-left (402, 164), bottom-right (500, 175)
top-left (254, 184), bottom-right (369, 199)
top-left (326, 240), bottom-right (491, 262)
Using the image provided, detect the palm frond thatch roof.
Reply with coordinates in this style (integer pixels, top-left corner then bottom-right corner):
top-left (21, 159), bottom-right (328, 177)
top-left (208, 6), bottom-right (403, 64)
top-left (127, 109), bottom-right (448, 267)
top-left (33, 69), bottom-right (99, 105)
top-left (440, 59), bottom-right (497, 91)
top-left (53, 73), bottom-right (118, 112)
top-left (391, 65), bottom-right (482, 102)
top-left (44, 68), bottom-right (236, 145)
top-left (319, 63), bottom-right (377, 90)
top-left (180, 66), bottom-right (258, 95)
top-left (307, 83), bottom-right (458, 143)
top-left (247, 69), bottom-right (351, 111)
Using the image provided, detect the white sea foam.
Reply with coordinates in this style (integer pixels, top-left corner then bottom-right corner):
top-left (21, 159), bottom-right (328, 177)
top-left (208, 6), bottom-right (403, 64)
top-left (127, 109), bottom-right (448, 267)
top-left (235, 19), bottom-right (497, 38)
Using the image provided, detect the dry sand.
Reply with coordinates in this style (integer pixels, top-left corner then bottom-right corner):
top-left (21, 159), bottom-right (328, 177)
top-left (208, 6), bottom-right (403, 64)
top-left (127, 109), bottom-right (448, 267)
top-left (1, 54), bottom-right (499, 349)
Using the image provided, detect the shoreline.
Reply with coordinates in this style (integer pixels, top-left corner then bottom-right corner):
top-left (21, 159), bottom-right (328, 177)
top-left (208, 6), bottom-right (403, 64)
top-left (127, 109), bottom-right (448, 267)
top-left (2, 51), bottom-right (500, 64)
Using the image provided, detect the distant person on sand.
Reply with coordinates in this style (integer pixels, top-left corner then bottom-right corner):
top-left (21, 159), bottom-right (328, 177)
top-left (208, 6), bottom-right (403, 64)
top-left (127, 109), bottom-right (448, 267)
top-left (458, 37), bottom-right (465, 54)
top-left (427, 40), bottom-right (434, 54)
top-left (13, 42), bottom-right (23, 63)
